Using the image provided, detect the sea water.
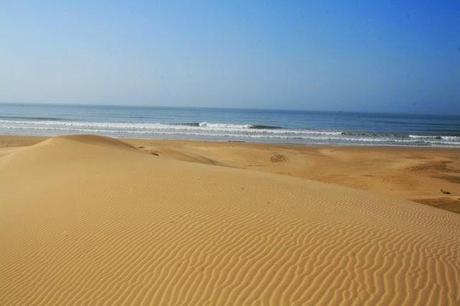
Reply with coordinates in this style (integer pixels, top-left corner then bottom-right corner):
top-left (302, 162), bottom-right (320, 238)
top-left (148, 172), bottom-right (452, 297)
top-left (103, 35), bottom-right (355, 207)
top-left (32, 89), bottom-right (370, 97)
top-left (1, 103), bottom-right (459, 147)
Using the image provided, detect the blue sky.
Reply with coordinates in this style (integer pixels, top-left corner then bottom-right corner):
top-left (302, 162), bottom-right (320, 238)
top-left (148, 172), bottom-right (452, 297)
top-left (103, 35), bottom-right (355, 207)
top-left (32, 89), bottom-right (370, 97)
top-left (1, 1), bottom-right (459, 114)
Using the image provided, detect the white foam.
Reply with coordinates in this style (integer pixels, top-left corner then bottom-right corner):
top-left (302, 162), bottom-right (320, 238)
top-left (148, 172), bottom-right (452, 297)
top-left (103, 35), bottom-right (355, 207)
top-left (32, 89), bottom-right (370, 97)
top-left (0, 119), bottom-right (459, 147)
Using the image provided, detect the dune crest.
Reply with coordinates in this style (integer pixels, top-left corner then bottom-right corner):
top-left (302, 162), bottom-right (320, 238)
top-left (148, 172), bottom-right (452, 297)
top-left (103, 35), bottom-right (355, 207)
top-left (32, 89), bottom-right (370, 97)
top-left (47, 134), bottom-right (136, 149)
top-left (32, 134), bottom-right (138, 154)
top-left (1, 136), bottom-right (459, 305)
top-left (0, 135), bottom-right (139, 170)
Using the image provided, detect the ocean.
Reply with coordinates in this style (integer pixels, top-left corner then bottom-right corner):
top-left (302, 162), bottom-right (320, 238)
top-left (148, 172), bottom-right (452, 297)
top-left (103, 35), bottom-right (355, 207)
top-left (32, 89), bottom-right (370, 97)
top-left (1, 103), bottom-right (460, 147)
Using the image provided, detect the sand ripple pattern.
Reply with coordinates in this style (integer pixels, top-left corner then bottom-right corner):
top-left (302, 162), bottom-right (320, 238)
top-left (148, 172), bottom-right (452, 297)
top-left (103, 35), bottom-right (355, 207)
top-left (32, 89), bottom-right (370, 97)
top-left (1, 136), bottom-right (459, 305)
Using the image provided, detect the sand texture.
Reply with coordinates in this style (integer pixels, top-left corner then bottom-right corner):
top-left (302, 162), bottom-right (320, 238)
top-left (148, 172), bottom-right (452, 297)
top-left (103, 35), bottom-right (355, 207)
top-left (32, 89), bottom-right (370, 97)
top-left (127, 139), bottom-right (460, 214)
top-left (1, 135), bottom-right (459, 305)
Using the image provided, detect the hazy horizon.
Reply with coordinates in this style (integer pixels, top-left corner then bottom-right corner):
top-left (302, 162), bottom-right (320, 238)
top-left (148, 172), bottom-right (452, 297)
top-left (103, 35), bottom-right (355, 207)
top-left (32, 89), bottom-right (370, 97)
top-left (3, 101), bottom-right (460, 118)
top-left (1, 1), bottom-right (459, 115)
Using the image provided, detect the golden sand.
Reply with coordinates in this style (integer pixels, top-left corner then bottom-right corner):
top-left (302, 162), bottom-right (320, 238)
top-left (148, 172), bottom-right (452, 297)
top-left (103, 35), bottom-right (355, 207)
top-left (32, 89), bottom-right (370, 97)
top-left (1, 135), bottom-right (459, 305)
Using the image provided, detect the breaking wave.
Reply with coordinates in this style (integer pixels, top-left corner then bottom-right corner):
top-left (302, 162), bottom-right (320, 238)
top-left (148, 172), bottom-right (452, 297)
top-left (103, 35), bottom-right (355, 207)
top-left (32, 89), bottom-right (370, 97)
top-left (0, 119), bottom-right (459, 147)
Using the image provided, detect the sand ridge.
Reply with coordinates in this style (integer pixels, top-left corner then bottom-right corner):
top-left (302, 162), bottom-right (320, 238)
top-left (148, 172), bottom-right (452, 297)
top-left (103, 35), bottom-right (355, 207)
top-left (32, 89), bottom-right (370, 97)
top-left (1, 135), bottom-right (459, 305)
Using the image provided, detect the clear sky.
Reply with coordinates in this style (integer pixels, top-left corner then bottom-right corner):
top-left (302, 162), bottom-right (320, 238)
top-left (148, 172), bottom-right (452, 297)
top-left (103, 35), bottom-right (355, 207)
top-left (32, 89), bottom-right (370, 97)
top-left (1, 1), bottom-right (459, 114)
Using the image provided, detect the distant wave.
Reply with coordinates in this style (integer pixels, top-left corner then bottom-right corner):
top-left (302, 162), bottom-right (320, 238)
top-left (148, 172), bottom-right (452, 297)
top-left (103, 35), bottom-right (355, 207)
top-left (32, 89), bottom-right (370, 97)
top-left (409, 135), bottom-right (460, 141)
top-left (250, 124), bottom-right (282, 129)
top-left (175, 122), bottom-right (282, 129)
top-left (341, 131), bottom-right (405, 138)
top-left (0, 119), bottom-right (459, 147)
top-left (0, 119), bottom-right (337, 136)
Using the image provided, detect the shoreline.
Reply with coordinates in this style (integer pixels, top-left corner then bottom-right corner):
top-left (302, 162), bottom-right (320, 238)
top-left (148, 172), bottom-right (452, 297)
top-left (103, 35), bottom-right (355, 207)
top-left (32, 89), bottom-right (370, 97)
top-left (2, 133), bottom-right (460, 149)
top-left (2, 134), bottom-right (459, 213)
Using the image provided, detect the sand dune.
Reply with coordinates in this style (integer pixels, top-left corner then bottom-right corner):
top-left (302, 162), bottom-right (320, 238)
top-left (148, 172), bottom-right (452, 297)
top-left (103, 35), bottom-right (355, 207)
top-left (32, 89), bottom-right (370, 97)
top-left (1, 135), bottom-right (459, 305)
top-left (126, 139), bottom-right (460, 213)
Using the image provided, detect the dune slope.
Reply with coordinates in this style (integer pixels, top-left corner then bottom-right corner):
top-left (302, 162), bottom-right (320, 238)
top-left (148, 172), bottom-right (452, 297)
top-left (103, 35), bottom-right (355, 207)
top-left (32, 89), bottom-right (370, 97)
top-left (1, 135), bottom-right (459, 305)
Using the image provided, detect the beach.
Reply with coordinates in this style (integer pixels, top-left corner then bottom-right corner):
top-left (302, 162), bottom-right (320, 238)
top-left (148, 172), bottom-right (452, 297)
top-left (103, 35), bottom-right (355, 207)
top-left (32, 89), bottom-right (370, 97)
top-left (1, 134), bottom-right (459, 305)
top-left (3, 0), bottom-right (460, 304)
top-left (2, 135), bottom-right (459, 213)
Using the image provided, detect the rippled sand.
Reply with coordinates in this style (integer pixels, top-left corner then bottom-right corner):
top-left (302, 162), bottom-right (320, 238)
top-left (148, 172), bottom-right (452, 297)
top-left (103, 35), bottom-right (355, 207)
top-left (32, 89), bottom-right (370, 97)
top-left (1, 135), bottom-right (459, 305)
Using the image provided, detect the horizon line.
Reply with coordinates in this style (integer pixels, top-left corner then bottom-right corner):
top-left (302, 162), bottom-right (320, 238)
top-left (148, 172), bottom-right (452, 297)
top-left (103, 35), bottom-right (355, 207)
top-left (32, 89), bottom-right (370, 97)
top-left (0, 101), bottom-right (458, 117)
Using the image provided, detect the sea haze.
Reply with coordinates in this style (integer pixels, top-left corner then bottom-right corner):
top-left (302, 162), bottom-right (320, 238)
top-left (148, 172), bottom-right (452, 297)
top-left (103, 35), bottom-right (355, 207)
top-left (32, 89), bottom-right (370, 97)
top-left (0, 103), bottom-right (459, 147)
